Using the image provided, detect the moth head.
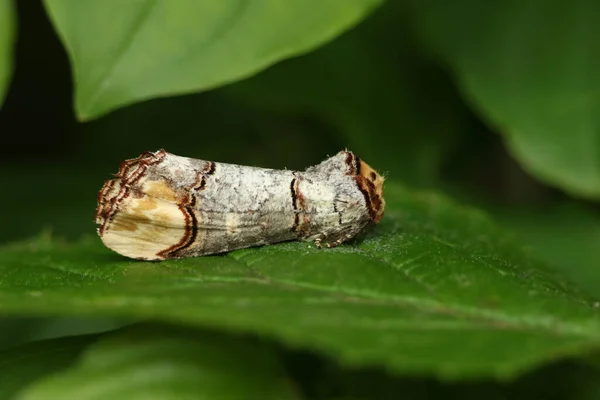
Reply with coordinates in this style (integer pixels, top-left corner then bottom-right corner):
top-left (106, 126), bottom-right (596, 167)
top-left (354, 158), bottom-right (385, 224)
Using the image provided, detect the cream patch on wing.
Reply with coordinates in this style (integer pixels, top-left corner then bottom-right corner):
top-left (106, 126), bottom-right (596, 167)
top-left (143, 179), bottom-right (180, 202)
top-left (100, 193), bottom-right (186, 260)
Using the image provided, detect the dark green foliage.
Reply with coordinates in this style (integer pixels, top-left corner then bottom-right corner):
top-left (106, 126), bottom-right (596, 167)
top-left (1, 0), bottom-right (599, 398)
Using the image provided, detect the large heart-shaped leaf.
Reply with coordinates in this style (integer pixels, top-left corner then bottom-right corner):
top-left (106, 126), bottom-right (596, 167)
top-left (0, 182), bottom-right (599, 380)
top-left (411, 0), bottom-right (600, 198)
top-left (43, 0), bottom-right (382, 120)
top-left (0, 0), bottom-right (15, 108)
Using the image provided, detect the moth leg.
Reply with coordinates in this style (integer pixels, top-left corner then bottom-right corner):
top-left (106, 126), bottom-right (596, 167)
top-left (314, 231), bottom-right (354, 249)
top-left (327, 231), bottom-right (359, 248)
top-left (324, 237), bottom-right (344, 248)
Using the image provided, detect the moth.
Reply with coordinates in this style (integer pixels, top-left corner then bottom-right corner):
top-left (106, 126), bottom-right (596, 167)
top-left (95, 150), bottom-right (385, 260)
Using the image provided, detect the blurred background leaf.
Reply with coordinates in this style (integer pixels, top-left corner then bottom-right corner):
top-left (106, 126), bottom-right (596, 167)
top-left (43, 0), bottom-right (383, 120)
top-left (0, 0), bottom-right (15, 108)
top-left (0, 317), bottom-right (131, 352)
top-left (4, 325), bottom-right (600, 400)
top-left (410, 0), bottom-right (600, 198)
top-left (222, 0), bottom-right (474, 187)
top-left (14, 324), bottom-right (299, 400)
top-left (0, 332), bottom-right (100, 400)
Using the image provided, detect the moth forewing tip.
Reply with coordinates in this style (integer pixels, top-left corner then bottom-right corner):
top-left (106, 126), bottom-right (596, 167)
top-left (97, 189), bottom-right (190, 260)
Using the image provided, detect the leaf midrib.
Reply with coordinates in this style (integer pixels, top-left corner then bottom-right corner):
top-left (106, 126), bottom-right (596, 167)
top-left (190, 265), bottom-right (600, 341)
top-left (1, 245), bottom-right (598, 341)
top-left (230, 242), bottom-right (600, 340)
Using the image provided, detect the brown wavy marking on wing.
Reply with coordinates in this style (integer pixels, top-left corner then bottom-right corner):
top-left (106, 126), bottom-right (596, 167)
top-left (290, 177), bottom-right (300, 232)
top-left (158, 161), bottom-right (217, 258)
top-left (95, 150), bottom-right (167, 236)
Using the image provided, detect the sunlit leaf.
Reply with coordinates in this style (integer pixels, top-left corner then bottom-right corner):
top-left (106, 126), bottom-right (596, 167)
top-left (412, 0), bottom-right (600, 198)
top-left (43, 0), bottom-right (382, 120)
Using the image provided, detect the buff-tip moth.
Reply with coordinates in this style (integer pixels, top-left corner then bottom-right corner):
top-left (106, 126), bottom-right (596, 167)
top-left (95, 150), bottom-right (385, 260)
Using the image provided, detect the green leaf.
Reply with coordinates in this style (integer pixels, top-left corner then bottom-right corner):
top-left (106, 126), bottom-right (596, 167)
top-left (411, 0), bottom-right (600, 198)
top-left (42, 0), bottom-right (383, 121)
top-left (15, 324), bottom-right (299, 400)
top-left (224, 1), bottom-right (471, 187)
top-left (0, 333), bottom-right (99, 400)
top-left (489, 202), bottom-right (600, 297)
top-left (0, 0), bottom-right (16, 108)
top-left (0, 182), bottom-right (599, 380)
